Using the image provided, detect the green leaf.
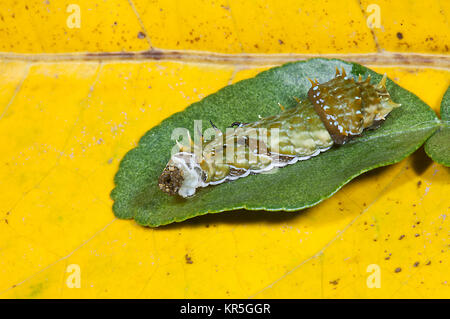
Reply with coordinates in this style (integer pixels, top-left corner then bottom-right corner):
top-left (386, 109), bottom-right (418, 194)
top-left (425, 86), bottom-right (450, 167)
top-left (111, 58), bottom-right (439, 227)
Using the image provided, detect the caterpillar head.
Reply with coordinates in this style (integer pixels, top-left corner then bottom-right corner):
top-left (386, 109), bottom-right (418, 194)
top-left (308, 69), bottom-right (401, 144)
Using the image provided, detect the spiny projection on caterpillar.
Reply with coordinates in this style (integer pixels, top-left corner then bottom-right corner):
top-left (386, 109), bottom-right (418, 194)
top-left (158, 68), bottom-right (401, 198)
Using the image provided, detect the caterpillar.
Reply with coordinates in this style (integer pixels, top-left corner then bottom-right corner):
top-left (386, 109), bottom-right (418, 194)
top-left (158, 69), bottom-right (401, 198)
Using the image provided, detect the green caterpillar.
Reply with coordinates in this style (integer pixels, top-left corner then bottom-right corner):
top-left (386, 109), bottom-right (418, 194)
top-left (158, 69), bottom-right (400, 198)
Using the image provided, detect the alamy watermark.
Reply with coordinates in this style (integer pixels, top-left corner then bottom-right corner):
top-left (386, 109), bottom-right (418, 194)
top-left (66, 4), bottom-right (81, 29)
top-left (170, 120), bottom-right (281, 168)
top-left (366, 264), bottom-right (381, 288)
top-left (366, 4), bottom-right (381, 29)
top-left (66, 264), bottom-right (81, 288)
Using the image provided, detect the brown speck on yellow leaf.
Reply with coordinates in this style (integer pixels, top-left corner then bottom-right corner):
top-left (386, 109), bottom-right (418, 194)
top-left (329, 279), bottom-right (340, 285)
top-left (185, 254), bottom-right (193, 264)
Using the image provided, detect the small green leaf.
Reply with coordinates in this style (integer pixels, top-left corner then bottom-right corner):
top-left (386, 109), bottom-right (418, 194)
top-left (425, 86), bottom-right (450, 167)
top-left (111, 59), bottom-right (439, 227)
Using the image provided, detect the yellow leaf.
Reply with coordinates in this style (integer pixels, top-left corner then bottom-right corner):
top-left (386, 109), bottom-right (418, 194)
top-left (0, 0), bottom-right (448, 299)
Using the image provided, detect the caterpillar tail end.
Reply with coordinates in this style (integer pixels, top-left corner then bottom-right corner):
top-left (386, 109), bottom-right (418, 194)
top-left (158, 164), bottom-right (184, 196)
top-left (158, 152), bottom-right (205, 198)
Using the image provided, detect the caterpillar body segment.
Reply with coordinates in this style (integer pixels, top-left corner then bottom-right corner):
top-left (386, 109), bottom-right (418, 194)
top-left (159, 71), bottom-right (400, 198)
top-left (308, 70), bottom-right (400, 144)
